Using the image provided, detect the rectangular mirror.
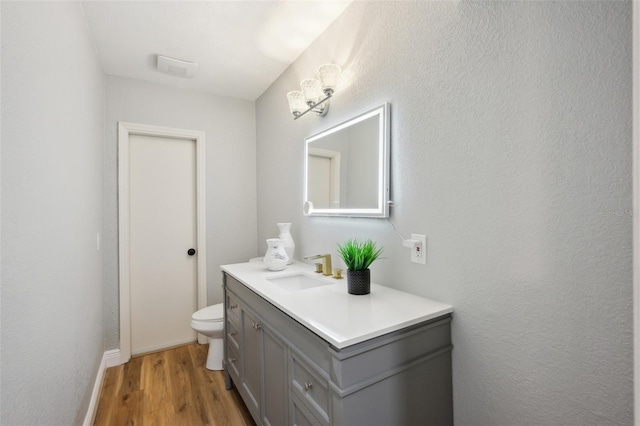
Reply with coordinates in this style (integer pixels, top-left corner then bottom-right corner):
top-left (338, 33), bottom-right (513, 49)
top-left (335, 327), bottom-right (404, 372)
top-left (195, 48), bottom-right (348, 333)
top-left (304, 103), bottom-right (390, 218)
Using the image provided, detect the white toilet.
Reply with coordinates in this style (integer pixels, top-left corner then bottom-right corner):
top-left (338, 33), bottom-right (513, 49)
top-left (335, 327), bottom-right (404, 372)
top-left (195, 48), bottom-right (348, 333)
top-left (191, 303), bottom-right (224, 370)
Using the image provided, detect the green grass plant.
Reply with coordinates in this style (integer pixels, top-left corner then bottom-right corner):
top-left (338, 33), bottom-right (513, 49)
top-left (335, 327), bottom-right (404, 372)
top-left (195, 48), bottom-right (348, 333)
top-left (336, 239), bottom-right (383, 271)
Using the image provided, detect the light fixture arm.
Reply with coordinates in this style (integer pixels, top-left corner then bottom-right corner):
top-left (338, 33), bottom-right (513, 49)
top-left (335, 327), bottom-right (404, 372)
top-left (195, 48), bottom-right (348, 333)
top-left (293, 91), bottom-right (333, 120)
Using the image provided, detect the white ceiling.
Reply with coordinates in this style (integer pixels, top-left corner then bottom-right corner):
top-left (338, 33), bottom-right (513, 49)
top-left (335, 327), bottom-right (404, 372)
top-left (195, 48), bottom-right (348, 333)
top-left (81, 1), bottom-right (352, 101)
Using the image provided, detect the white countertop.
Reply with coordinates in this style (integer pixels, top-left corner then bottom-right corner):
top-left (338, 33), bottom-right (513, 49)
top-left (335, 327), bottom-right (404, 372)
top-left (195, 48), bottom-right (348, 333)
top-left (221, 261), bottom-right (453, 349)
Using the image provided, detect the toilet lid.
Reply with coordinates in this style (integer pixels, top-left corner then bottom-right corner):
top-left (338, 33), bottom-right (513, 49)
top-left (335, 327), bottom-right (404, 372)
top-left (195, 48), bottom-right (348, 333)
top-left (192, 303), bottom-right (224, 322)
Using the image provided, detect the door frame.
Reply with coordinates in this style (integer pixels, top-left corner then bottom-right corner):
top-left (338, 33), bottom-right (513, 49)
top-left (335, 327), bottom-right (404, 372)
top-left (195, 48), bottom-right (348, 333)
top-left (308, 147), bottom-right (341, 209)
top-left (634, 1), bottom-right (639, 422)
top-left (118, 122), bottom-right (207, 364)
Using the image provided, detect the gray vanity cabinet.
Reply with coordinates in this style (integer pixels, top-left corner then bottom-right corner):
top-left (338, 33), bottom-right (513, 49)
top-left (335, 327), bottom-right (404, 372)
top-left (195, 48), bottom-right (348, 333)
top-left (225, 289), bottom-right (288, 426)
top-left (222, 272), bottom-right (453, 426)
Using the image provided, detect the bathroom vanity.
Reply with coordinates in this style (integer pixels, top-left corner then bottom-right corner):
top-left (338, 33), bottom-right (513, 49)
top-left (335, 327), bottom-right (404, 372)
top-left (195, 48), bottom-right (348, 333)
top-left (221, 261), bottom-right (453, 426)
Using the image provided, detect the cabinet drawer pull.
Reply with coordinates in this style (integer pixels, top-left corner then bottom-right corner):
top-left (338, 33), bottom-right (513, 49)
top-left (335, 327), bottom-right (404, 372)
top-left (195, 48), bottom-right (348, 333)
top-left (229, 304), bottom-right (238, 310)
top-left (230, 358), bottom-right (236, 363)
top-left (229, 331), bottom-right (237, 337)
top-left (304, 381), bottom-right (313, 391)
top-left (253, 322), bottom-right (262, 330)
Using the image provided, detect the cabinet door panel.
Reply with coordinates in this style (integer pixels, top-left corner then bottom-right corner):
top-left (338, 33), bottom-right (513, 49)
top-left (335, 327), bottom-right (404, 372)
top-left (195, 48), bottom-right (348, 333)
top-left (290, 393), bottom-right (323, 426)
top-left (242, 309), bottom-right (261, 417)
top-left (262, 327), bottom-right (287, 426)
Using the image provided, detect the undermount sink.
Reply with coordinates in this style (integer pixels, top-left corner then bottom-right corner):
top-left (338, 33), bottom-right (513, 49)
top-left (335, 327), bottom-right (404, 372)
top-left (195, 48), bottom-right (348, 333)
top-left (267, 273), bottom-right (332, 292)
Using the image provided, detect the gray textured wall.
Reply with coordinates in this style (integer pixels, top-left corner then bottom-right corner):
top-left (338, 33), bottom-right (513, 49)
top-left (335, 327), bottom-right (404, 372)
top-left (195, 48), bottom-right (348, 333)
top-left (256, 2), bottom-right (632, 424)
top-left (103, 76), bottom-right (258, 349)
top-left (1, 2), bottom-right (105, 424)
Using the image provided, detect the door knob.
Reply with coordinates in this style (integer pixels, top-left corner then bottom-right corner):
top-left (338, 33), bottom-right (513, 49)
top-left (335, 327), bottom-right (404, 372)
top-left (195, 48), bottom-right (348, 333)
top-left (187, 248), bottom-right (196, 256)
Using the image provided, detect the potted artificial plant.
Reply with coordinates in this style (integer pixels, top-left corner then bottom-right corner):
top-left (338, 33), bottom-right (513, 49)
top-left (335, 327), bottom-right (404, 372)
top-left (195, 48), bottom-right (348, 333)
top-left (336, 239), bottom-right (383, 295)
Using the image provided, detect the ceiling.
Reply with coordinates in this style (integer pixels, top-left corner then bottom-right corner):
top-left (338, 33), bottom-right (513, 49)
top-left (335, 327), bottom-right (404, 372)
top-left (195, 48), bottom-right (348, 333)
top-left (81, 1), bottom-right (352, 101)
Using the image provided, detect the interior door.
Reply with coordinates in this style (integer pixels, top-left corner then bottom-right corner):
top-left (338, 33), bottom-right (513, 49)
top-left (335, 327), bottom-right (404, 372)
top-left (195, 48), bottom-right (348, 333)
top-left (128, 133), bottom-right (197, 355)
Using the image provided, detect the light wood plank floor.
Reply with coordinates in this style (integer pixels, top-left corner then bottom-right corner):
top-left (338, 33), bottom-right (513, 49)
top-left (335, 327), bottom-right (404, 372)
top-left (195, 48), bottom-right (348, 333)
top-left (94, 343), bottom-right (255, 426)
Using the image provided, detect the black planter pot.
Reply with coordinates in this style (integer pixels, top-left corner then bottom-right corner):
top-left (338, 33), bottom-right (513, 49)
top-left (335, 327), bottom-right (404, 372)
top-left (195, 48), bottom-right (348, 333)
top-left (347, 269), bottom-right (371, 295)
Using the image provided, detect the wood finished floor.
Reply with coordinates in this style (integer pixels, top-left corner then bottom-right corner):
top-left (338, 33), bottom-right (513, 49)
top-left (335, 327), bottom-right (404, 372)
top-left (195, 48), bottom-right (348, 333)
top-left (94, 343), bottom-right (255, 426)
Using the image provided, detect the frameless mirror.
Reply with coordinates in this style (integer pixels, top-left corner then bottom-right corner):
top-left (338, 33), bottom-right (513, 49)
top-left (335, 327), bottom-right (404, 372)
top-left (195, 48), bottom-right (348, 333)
top-left (304, 103), bottom-right (390, 217)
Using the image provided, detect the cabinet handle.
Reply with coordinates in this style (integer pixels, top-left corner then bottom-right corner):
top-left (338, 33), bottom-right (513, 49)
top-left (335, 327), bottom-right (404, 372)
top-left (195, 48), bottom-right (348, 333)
top-left (229, 331), bottom-right (237, 337)
top-left (304, 381), bottom-right (313, 391)
top-left (230, 358), bottom-right (236, 363)
top-left (229, 304), bottom-right (238, 310)
top-left (253, 322), bottom-right (262, 330)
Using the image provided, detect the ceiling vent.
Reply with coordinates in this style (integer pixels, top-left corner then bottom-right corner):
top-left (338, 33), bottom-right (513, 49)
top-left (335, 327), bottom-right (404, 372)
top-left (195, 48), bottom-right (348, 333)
top-left (156, 55), bottom-right (198, 78)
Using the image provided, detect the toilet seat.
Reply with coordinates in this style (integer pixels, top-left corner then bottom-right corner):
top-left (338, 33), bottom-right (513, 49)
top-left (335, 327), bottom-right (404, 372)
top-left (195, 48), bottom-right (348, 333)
top-left (192, 303), bottom-right (223, 323)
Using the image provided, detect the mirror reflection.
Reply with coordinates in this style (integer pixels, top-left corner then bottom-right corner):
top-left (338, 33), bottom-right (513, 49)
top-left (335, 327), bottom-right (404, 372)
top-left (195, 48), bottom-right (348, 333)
top-left (304, 103), bottom-right (390, 217)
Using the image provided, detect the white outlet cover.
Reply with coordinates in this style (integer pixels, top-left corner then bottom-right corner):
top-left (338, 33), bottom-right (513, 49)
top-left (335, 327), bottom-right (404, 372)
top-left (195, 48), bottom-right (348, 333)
top-left (411, 234), bottom-right (426, 264)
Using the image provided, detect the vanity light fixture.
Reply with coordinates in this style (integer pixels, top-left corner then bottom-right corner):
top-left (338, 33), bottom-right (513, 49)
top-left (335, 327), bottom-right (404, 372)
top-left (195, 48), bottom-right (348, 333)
top-left (287, 64), bottom-right (341, 120)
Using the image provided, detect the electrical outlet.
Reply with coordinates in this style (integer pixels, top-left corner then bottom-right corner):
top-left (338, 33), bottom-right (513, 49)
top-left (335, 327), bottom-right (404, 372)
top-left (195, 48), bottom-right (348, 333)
top-left (411, 234), bottom-right (426, 264)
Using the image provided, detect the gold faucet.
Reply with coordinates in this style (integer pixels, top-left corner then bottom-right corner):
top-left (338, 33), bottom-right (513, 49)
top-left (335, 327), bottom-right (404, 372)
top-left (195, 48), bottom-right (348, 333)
top-left (304, 254), bottom-right (332, 276)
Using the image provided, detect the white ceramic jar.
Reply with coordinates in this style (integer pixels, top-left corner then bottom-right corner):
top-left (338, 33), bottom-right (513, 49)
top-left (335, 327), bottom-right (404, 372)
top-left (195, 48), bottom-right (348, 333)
top-left (263, 238), bottom-right (289, 271)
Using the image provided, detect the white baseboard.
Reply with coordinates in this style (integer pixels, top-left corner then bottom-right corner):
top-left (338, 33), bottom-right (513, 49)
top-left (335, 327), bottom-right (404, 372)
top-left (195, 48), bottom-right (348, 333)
top-left (83, 349), bottom-right (121, 426)
top-left (130, 337), bottom-right (197, 357)
top-left (104, 349), bottom-right (121, 368)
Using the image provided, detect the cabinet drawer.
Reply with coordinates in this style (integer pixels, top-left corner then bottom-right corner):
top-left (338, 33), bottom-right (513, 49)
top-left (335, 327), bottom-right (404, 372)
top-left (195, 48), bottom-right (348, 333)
top-left (290, 393), bottom-right (324, 426)
top-left (290, 351), bottom-right (329, 423)
top-left (226, 319), bottom-right (240, 351)
top-left (226, 293), bottom-right (241, 324)
top-left (227, 344), bottom-right (241, 383)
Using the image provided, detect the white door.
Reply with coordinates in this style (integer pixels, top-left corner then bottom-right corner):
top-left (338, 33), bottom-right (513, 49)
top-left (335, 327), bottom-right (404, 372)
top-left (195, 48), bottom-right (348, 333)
top-left (308, 155), bottom-right (332, 209)
top-left (128, 133), bottom-right (197, 355)
top-left (118, 122), bottom-right (206, 364)
top-left (307, 148), bottom-right (340, 209)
